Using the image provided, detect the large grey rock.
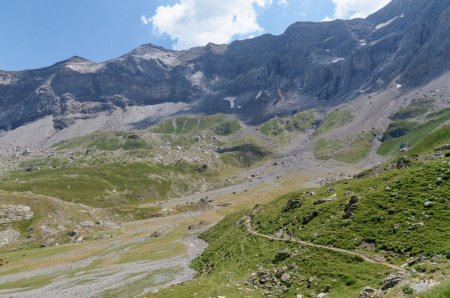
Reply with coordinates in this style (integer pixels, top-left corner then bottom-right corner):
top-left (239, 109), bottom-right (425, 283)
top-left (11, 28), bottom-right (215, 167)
top-left (343, 196), bottom-right (359, 219)
top-left (358, 287), bottom-right (382, 298)
top-left (381, 271), bottom-right (409, 290)
top-left (0, 205), bottom-right (33, 224)
top-left (0, 228), bottom-right (21, 247)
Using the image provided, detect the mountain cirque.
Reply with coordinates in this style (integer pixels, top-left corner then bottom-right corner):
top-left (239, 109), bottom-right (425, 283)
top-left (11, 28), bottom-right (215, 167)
top-left (1, 0), bottom-right (450, 133)
top-left (0, 0), bottom-right (450, 296)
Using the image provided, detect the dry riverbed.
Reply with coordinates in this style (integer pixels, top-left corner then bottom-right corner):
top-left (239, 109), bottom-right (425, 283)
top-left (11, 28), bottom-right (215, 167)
top-left (0, 166), bottom-right (331, 298)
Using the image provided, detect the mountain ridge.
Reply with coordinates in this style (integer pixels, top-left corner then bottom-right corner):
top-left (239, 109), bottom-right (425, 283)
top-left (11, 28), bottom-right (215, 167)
top-left (1, 0), bottom-right (450, 131)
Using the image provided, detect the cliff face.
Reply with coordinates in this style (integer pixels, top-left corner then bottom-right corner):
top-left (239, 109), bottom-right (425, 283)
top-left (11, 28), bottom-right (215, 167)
top-left (1, 0), bottom-right (450, 130)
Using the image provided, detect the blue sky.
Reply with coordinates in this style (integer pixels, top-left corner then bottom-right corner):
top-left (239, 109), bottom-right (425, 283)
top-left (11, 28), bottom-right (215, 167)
top-left (0, 0), bottom-right (390, 71)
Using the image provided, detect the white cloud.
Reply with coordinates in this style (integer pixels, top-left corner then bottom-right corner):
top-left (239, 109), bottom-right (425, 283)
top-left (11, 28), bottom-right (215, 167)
top-left (277, 0), bottom-right (289, 6)
top-left (327, 0), bottom-right (391, 20)
top-left (147, 0), bottom-right (272, 50)
top-left (140, 15), bottom-right (150, 25)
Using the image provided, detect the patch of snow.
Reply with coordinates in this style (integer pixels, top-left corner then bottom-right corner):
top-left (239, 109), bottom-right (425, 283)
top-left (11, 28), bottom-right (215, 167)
top-left (374, 14), bottom-right (404, 31)
top-left (223, 97), bottom-right (237, 109)
top-left (359, 86), bottom-right (373, 93)
top-left (255, 90), bottom-right (263, 100)
top-left (331, 58), bottom-right (345, 63)
top-left (396, 84), bottom-right (402, 89)
top-left (323, 36), bottom-right (334, 42)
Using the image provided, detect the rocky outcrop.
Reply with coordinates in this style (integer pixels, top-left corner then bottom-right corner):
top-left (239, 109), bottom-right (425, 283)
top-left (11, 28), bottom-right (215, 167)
top-left (303, 211), bottom-right (319, 224)
top-left (282, 198), bottom-right (303, 212)
top-left (343, 196), bottom-right (359, 219)
top-left (0, 205), bottom-right (33, 224)
top-left (0, 228), bottom-right (21, 247)
top-left (381, 271), bottom-right (410, 290)
top-left (358, 287), bottom-right (382, 298)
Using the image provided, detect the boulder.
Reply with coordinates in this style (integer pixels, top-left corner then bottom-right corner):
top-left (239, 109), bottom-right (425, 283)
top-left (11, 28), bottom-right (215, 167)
top-left (0, 228), bottom-right (20, 247)
top-left (94, 234), bottom-right (112, 240)
top-left (434, 144), bottom-right (450, 151)
top-left (273, 249), bottom-right (291, 263)
top-left (358, 287), bottom-right (382, 298)
top-left (199, 198), bottom-right (209, 204)
top-left (399, 143), bottom-right (410, 152)
top-left (381, 271), bottom-right (409, 290)
top-left (188, 224), bottom-right (201, 230)
top-left (281, 273), bottom-right (291, 282)
top-left (410, 280), bottom-right (437, 293)
top-left (314, 198), bottom-right (330, 205)
top-left (149, 231), bottom-right (164, 238)
top-left (80, 221), bottom-right (95, 228)
top-left (282, 199), bottom-right (303, 212)
top-left (303, 211), bottom-right (319, 224)
top-left (343, 196), bottom-right (359, 219)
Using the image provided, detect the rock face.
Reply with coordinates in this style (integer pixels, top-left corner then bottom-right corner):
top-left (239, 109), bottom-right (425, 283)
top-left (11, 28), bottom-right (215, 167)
top-left (381, 271), bottom-right (409, 290)
top-left (1, 0), bottom-right (450, 130)
top-left (343, 196), bottom-right (359, 219)
top-left (303, 211), bottom-right (319, 224)
top-left (0, 205), bottom-right (34, 224)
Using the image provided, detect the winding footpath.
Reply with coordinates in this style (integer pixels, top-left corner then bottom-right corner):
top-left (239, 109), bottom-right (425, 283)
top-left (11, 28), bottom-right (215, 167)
top-left (242, 215), bottom-right (405, 271)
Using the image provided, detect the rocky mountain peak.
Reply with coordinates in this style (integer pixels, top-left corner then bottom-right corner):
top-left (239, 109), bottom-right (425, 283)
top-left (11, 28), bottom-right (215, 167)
top-left (1, 1), bottom-right (450, 130)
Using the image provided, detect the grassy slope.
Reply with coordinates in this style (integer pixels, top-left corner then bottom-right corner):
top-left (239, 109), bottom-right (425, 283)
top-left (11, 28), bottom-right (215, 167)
top-left (389, 98), bottom-right (433, 121)
top-left (253, 157), bottom-right (449, 256)
top-left (155, 156), bottom-right (450, 297)
top-left (378, 108), bottom-right (450, 156)
top-left (152, 114), bottom-right (241, 135)
top-left (0, 161), bottom-right (210, 207)
top-left (409, 125), bottom-right (450, 155)
top-left (0, 191), bottom-right (113, 248)
top-left (219, 142), bottom-right (270, 168)
top-left (1, 114), bottom-right (254, 208)
top-left (260, 111), bottom-right (316, 141)
top-left (314, 132), bottom-right (373, 163)
top-left (53, 131), bottom-right (151, 151)
top-left (313, 109), bottom-right (373, 164)
top-left (316, 109), bottom-right (353, 135)
top-left (154, 211), bottom-right (386, 298)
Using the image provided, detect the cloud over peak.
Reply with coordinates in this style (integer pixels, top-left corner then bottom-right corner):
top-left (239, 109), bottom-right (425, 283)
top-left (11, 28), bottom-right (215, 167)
top-left (141, 0), bottom-right (391, 50)
top-left (145, 0), bottom-right (273, 50)
top-left (328, 0), bottom-right (391, 20)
